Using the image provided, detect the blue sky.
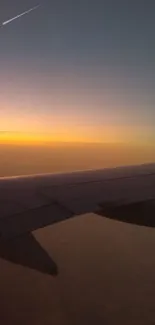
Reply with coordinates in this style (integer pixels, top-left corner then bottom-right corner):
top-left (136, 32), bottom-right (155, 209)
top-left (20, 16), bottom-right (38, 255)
top-left (0, 0), bottom-right (155, 143)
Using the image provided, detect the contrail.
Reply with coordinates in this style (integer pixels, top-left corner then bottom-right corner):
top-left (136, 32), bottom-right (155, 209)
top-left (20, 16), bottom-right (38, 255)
top-left (2, 4), bottom-right (40, 26)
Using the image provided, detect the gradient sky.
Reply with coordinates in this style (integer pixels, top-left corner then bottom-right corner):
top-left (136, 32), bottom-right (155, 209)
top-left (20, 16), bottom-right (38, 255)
top-left (0, 0), bottom-right (155, 144)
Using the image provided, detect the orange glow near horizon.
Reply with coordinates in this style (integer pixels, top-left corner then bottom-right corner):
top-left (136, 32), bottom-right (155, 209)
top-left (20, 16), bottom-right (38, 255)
top-left (0, 126), bottom-right (155, 146)
top-left (1, 66), bottom-right (155, 147)
top-left (0, 130), bottom-right (120, 145)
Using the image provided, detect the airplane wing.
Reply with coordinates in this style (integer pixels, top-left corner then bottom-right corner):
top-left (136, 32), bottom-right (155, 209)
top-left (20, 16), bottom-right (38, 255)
top-left (0, 162), bottom-right (155, 275)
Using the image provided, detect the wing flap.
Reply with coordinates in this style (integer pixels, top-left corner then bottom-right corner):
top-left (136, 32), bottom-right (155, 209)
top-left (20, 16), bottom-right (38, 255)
top-left (97, 199), bottom-right (155, 227)
top-left (0, 233), bottom-right (58, 275)
top-left (0, 202), bottom-right (73, 239)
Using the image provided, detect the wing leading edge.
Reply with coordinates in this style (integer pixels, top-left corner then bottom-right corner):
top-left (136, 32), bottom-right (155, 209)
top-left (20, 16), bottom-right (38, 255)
top-left (0, 162), bottom-right (155, 275)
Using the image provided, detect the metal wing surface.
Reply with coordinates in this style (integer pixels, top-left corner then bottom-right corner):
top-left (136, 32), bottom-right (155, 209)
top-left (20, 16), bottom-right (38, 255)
top-left (0, 163), bottom-right (155, 275)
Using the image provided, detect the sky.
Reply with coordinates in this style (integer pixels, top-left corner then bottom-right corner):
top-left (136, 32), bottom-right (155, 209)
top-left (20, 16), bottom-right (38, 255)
top-left (0, 0), bottom-right (155, 144)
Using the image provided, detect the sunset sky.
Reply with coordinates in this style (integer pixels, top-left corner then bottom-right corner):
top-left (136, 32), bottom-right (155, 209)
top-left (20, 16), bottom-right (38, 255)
top-left (1, 5), bottom-right (155, 325)
top-left (0, 0), bottom-right (155, 144)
